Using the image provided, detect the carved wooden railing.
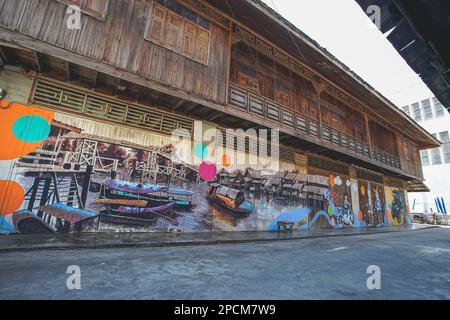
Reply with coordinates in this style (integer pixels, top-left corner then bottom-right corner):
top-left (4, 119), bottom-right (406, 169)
top-left (371, 146), bottom-right (401, 169)
top-left (228, 82), bottom-right (401, 170)
top-left (228, 82), bottom-right (320, 139)
top-left (321, 124), bottom-right (371, 158)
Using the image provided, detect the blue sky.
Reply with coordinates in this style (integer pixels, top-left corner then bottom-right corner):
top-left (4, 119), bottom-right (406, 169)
top-left (260, 0), bottom-right (433, 107)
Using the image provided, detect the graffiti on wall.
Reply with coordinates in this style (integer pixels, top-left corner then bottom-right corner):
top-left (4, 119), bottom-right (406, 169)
top-left (371, 183), bottom-right (386, 225)
top-left (357, 181), bottom-right (387, 227)
top-left (0, 101), bottom-right (53, 233)
top-left (0, 103), bottom-right (411, 234)
top-left (385, 187), bottom-right (411, 226)
top-left (267, 173), bottom-right (367, 230)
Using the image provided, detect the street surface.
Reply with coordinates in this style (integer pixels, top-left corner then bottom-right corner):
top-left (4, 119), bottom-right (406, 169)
top-left (1, 228), bottom-right (450, 299)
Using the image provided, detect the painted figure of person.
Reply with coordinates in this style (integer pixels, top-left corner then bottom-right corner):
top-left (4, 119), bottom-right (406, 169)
top-left (391, 190), bottom-right (404, 223)
top-left (374, 190), bottom-right (383, 217)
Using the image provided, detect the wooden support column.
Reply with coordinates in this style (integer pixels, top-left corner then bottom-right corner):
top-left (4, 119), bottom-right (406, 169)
top-left (91, 70), bottom-right (98, 88)
top-left (363, 111), bottom-right (373, 158)
top-left (0, 48), bottom-right (6, 68)
top-left (313, 83), bottom-right (324, 140)
top-left (64, 61), bottom-right (71, 82)
top-left (32, 51), bottom-right (42, 72)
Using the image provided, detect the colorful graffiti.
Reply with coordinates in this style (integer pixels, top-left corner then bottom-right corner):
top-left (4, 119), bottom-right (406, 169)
top-left (0, 100), bottom-right (53, 232)
top-left (265, 173), bottom-right (366, 230)
top-left (357, 180), bottom-right (388, 227)
top-left (385, 187), bottom-right (410, 226)
top-left (0, 103), bottom-right (412, 234)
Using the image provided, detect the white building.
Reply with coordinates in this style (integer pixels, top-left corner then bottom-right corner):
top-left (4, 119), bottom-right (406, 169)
top-left (402, 97), bottom-right (450, 214)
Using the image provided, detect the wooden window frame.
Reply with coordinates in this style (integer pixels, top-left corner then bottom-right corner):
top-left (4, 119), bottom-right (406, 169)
top-left (237, 72), bottom-right (260, 93)
top-left (58, 0), bottom-right (110, 21)
top-left (145, 1), bottom-right (211, 66)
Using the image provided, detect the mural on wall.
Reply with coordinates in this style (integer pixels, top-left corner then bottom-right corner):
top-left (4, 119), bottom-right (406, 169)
top-left (385, 187), bottom-right (411, 226)
top-left (357, 180), bottom-right (387, 227)
top-left (0, 102), bottom-right (412, 234)
top-left (266, 172), bottom-right (367, 230)
top-left (371, 183), bottom-right (386, 226)
top-left (0, 100), bottom-right (53, 233)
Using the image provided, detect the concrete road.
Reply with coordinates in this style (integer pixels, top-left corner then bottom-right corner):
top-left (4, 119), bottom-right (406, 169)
top-left (1, 228), bottom-right (450, 299)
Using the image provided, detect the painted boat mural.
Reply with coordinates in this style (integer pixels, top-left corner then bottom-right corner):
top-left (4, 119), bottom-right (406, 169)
top-left (35, 203), bottom-right (98, 224)
top-left (99, 213), bottom-right (159, 227)
top-left (0, 102), bottom-right (413, 234)
top-left (207, 183), bottom-right (255, 215)
top-left (105, 180), bottom-right (168, 195)
top-left (12, 210), bottom-right (55, 234)
top-left (115, 202), bottom-right (176, 215)
top-left (101, 180), bottom-right (196, 211)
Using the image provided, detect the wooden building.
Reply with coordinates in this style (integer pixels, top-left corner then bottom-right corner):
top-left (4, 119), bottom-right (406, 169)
top-left (0, 0), bottom-right (441, 232)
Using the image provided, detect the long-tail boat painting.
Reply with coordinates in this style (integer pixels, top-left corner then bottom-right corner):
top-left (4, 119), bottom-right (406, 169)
top-left (207, 184), bottom-right (255, 215)
top-left (0, 0), bottom-right (437, 235)
top-left (12, 211), bottom-right (55, 234)
top-left (100, 180), bottom-right (196, 211)
top-left (99, 202), bottom-right (176, 227)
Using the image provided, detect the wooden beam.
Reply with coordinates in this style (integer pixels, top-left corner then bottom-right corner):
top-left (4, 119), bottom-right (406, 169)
top-left (184, 104), bottom-right (197, 114)
top-left (363, 113), bottom-right (373, 159)
top-left (0, 39), bottom-right (32, 51)
top-left (172, 99), bottom-right (185, 112)
top-left (91, 70), bottom-right (98, 88)
top-left (32, 51), bottom-right (42, 72)
top-left (135, 86), bottom-right (147, 102)
top-left (0, 47), bottom-right (7, 66)
top-left (206, 110), bottom-right (222, 122)
top-left (114, 79), bottom-right (126, 95)
top-left (64, 61), bottom-right (71, 82)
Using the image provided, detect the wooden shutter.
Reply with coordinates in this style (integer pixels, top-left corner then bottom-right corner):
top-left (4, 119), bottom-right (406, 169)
top-left (164, 12), bottom-right (183, 50)
top-left (182, 21), bottom-right (196, 58)
top-left (82, 0), bottom-right (109, 18)
top-left (195, 27), bottom-right (210, 64)
top-left (147, 3), bottom-right (167, 43)
top-left (276, 90), bottom-right (289, 106)
top-left (321, 108), bottom-right (331, 125)
top-left (331, 112), bottom-right (341, 130)
top-left (308, 100), bottom-right (317, 119)
top-left (238, 73), bottom-right (259, 92)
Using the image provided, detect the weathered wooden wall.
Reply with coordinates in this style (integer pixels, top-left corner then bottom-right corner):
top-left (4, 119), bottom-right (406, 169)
top-left (0, 0), bottom-right (230, 104)
top-left (0, 65), bottom-right (34, 103)
top-left (397, 135), bottom-right (423, 180)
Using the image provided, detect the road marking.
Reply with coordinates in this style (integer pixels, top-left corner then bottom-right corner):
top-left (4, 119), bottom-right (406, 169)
top-left (416, 246), bottom-right (450, 254)
top-left (327, 247), bottom-right (348, 252)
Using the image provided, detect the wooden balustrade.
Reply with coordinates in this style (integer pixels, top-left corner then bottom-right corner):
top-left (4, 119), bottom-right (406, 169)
top-left (228, 82), bottom-right (401, 170)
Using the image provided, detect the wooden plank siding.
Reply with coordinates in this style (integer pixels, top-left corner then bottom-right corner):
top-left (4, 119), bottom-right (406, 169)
top-left (396, 135), bottom-right (423, 180)
top-left (0, 0), bottom-right (230, 104)
top-left (0, 0), bottom-right (426, 181)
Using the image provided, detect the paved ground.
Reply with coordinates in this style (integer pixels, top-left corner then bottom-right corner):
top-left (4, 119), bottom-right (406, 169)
top-left (0, 225), bottom-right (429, 252)
top-left (1, 227), bottom-right (450, 300)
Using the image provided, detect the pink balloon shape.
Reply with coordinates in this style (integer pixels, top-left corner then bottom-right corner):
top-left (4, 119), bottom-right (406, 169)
top-left (199, 161), bottom-right (217, 181)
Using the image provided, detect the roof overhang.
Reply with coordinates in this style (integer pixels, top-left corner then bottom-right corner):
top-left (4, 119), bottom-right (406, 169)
top-left (406, 180), bottom-right (430, 193)
top-left (355, 0), bottom-right (450, 113)
top-left (207, 0), bottom-right (440, 149)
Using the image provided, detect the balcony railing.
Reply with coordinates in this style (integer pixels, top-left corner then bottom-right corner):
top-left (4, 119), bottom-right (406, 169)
top-left (228, 82), bottom-right (401, 170)
top-left (371, 146), bottom-right (401, 169)
top-left (321, 124), bottom-right (370, 158)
